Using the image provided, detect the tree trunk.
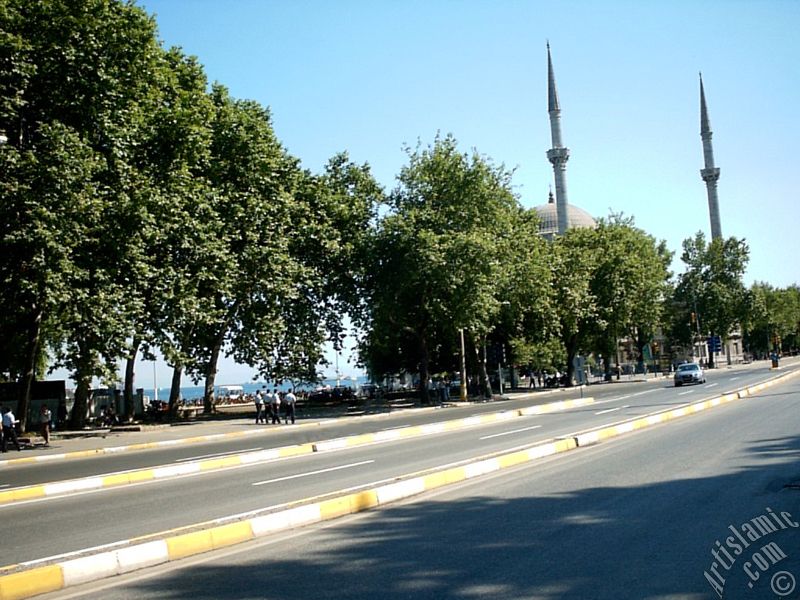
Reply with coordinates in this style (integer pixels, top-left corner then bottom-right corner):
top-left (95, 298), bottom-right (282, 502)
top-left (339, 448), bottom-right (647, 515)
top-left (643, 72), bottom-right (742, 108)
top-left (708, 332), bottom-right (716, 369)
top-left (69, 372), bottom-right (92, 430)
top-left (418, 334), bottom-right (431, 405)
top-left (472, 335), bottom-right (492, 399)
top-left (203, 328), bottom-right (226, 414)
top-left (635, 330), bottom-right (647, 375)
top-left (602, 336), bottom-right (615, 382)
top-left (123, 336), bottom-right (141, 422)
top-left (168, 363), bottom-right (183, 420)
top-left (565, 333), bottom-right (578, 387)
top-left (17, 308), bottom-right (43, 431)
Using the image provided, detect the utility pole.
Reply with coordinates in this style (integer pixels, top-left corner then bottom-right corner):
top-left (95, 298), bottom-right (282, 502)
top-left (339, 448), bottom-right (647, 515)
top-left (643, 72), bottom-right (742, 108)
top-left (459, 328), bottom-right (468, 401)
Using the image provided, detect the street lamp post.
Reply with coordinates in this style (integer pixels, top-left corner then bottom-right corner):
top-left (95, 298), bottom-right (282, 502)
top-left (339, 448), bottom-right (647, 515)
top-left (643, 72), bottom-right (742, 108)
top-left (459, 328), bottom-right (468, 402)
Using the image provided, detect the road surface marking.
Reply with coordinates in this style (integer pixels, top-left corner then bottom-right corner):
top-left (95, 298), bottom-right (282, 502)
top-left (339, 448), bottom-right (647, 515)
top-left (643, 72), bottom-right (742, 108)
top-left (630, 389), bottom-right (657, 397)
top-left (592, 394), bottom-right (632, 406)
top-left (704, 383), bottom-right (718, 388)
top-left (595, 405), bottom-right (630, 415)
top-left (252, 460), bottom-right (375, 486)
top-left (678, 390), bottom-right (694, 396)
top-left (730, 377), bottom-right (740, 381)
top-left (479, 425), bottom-right (542, 440)
top-left (175, 448), bottom-right (262, 463)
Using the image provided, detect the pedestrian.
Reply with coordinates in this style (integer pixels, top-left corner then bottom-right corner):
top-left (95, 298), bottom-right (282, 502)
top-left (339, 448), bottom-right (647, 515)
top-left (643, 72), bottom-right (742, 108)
top-left (254, 390), bottom-right (265, 424)
top-left (2, 406), bottom-right (21, 452)
top-left (270, 388), bottom-right (281, 424)
top-left (40, 404), bottom-right (52, 446)
top-left (283, 389), bottom-right (297, 424)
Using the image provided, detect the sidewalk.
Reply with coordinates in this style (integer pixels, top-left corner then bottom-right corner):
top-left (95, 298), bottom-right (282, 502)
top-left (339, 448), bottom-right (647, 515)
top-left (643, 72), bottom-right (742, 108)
top-left (5, 399), bottom-right (425, 463)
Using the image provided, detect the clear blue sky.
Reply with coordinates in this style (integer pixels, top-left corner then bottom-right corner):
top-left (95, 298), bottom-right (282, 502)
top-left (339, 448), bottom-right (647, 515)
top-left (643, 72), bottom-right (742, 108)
top-left (60, 0), bottom-right (800, 389)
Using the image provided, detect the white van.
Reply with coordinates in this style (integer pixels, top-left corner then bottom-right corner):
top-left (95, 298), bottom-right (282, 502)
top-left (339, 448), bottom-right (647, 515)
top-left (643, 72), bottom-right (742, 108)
top-left (218, 385), bottom-right (244, 403)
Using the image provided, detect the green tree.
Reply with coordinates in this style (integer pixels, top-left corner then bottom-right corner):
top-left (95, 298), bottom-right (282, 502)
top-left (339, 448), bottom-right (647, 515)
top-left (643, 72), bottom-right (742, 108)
top-left (124, 49), bottom-right (221, 419)
top-left (183, 86), bottom-right (307, 412)
top-left (586, 215), bottom-right (672, 377)
top-left (268, 153), bottom-right (382, 384)
top-left (744, 283), bottom-right (800, 356)
top-left (673, 232), bottom-right (749, 368)
top-left (0, 0), bottom-right (164, 428)
top-left (360, 134), bottom-right (521, 400)
top-left (492, 207), bottom-right (557, 386)
top-left (550, 228), bottom-right (600, 385)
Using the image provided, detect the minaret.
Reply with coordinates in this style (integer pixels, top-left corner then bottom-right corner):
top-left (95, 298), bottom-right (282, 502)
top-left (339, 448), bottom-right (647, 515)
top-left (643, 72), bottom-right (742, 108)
top-left (546, 43), bottom-right (570, 236)
top-left (700, 73), bottom-right (722, 240)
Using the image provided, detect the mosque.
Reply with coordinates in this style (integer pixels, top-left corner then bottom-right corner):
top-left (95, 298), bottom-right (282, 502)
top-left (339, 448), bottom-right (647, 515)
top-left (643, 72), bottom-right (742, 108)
top-left (534, 45), bottom-right (739, 369)
top-left (533, 45), bottom-right (723, 243)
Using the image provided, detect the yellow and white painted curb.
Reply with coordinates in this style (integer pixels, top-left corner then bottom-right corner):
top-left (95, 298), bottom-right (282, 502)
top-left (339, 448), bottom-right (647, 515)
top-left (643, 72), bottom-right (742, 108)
top-left (0, 423), bottom-right (326, 469)
top-left (0, 396), bottom-right (592, 470)
top-left (0, 436), bottom-right (578, 600)
top-left (0, 397), bottom-right (594, 506)
top-left (0, 444), bottom-right (315, 506)
top-left (572, 367), bottom-right (800, 447)
top-left (312, 396), bottom-right (594, 452)
top-left (1, 371), bottom-right (798, 598)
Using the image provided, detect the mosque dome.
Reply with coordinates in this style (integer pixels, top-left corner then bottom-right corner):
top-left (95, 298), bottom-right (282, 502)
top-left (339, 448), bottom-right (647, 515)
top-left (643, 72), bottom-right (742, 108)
top-left (533, 191), bottom-right (596, 238)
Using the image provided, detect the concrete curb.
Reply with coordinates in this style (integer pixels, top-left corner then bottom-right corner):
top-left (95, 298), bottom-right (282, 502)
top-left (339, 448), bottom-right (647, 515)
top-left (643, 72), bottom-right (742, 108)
top-left (0, 444), bottom-right (315, 506)
top-left (0, 394), bottom-right (580, 469)
top-left (0, 397), bottom-right (594, 506)
top-left (0, 436), bottom-right (579, 600)
top-left (0, 422), bottom-right (326, 470)
top-left (1, 371), bottom-right (796, 599)
top-left (571, 367), bottom-right (800, 447)
top-left (312, 396), bottom-right (594, 452)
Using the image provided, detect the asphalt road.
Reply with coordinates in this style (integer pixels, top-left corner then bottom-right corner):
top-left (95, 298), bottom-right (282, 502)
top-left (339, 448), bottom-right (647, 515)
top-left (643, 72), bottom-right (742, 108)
top-left (2, 365), bottom-right (786, 569)
top-left (40, 369), bottom-right (800, 600)
top-left (1, 364), bottom-right (778, 489)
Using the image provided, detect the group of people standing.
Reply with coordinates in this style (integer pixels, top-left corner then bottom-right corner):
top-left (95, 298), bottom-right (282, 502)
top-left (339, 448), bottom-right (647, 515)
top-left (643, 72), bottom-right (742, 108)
top-left (254, 389), bottom-right (297, 425)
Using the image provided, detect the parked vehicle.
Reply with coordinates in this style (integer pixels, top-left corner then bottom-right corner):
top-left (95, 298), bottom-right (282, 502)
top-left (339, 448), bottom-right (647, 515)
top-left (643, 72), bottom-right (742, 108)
top-left (218, 385), bottom-right (245, 403)
top-left (673, 363), bottom-right (706, 387)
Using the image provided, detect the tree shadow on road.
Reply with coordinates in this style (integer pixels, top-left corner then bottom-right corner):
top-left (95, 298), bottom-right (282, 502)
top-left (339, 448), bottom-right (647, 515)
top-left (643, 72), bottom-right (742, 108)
top-left (101, 402), bottom-right (800, 600)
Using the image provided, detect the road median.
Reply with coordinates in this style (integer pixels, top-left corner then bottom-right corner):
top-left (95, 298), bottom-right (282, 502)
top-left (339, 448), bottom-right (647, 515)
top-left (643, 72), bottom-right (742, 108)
top-left (0, 396), bottom-right (594, 507)
top-left (2, 372), bottom-right (797, 598)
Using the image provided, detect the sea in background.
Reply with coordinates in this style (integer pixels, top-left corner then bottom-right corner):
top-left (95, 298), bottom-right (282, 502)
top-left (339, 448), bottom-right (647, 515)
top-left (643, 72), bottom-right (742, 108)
top-left (147, 376), bottom-right (370, 402)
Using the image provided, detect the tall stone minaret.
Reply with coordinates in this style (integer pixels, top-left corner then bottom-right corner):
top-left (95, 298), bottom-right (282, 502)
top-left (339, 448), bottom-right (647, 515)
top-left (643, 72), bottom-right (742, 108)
top-left (546, 43), bottom-right (570, 236)
top-left (700, 73), bottom-right (722, 241)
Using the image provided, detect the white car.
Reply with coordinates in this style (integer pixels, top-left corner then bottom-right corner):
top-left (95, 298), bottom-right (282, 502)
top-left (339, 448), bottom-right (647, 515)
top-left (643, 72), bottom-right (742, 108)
top-left (674, 363), bottom-right (706, 387)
